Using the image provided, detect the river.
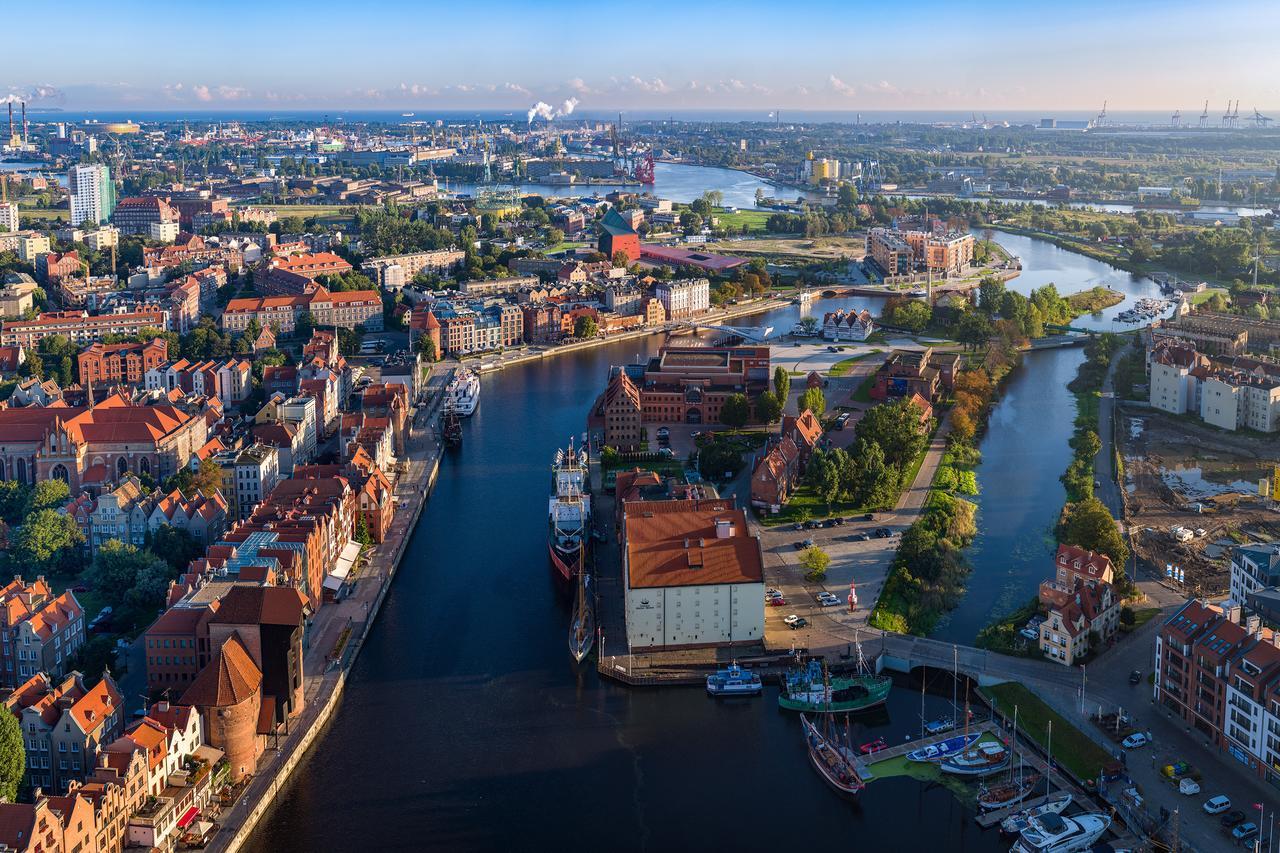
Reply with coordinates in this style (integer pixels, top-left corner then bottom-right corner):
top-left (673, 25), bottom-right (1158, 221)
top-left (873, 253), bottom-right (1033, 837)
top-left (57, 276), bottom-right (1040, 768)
top-left (243, 190), bottom-right (1142, 853)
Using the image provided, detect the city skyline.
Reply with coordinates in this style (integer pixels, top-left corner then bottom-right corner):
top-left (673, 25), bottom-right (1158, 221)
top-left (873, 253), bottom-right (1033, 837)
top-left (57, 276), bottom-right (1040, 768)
top-left (7, 0), bottom-right (1280, 112)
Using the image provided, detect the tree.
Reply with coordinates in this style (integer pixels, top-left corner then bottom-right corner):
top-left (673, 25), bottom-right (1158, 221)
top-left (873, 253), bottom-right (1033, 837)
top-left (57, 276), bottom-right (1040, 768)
top-left (850, 439), bottom-right (897, 508)
top-left (800, 545), bottom-right (831, 581)
top-left (754, 390), bottom-right (783, 423)
top-left (0, 482), bottom-right (30, 524)
top-left (798, 386), bottom-right (826, 417)
top-left (954, 312), bottom-right (992, 350)
top-left (1071, 430), bottom-right (1102, 460)
top-left (416, 335), bottom-right (438, 362)
top-left (886, 299), bottom-right (932, 333)
top-left (88, 540), bottom-right (153, 593)
top-left (0, 711), bottom-right (23, 803)
top-left (12, 510), bottom-right (82, 573)
top-left (719, 393), bottom-right (751, 429)
top-left (337, 326), bottom-right (363, 356)
top-left (354, 512), bottom-right (374, 547)
top-left (31, 479), bottom-right (69, 513)
top-left (189, 458), bottom-right (223, 497)
top-left (1061, 497), bottom-right (1129, 571)
top-left (854, 398), bottom-right (928, 472)
top-left (546, 228), bottom-right (565, 247)
top-left (773, 366), bottom-right (791, 405)
top-left (611, 250), bottom-right (631, 268)
top-left (573, 315), bottom-right (598, 339)
top-left (805, 450), bottom-right (840, 506)
top-left (148, 525), bottom-right (202, 572)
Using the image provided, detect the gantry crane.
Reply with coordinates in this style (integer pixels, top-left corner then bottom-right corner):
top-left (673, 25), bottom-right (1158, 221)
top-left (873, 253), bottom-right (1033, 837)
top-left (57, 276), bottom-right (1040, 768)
top-left (1199, 100), bottom-right (1210, 128)
top-left (1252, 108), bottom-right (1273, 127)
top-left (1171, 109), bottom-right (1181, 127)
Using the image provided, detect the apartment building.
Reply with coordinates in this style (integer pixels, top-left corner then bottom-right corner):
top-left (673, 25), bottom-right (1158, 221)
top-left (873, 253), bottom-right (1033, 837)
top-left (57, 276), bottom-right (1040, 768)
top-left (654, 278), bottom-right (710, 319)
top-left (214, 444), bottom-right (280, 522)
top-left (6, 671), bottom-right (124, 793)
top-left (1229, 542), bottom-right (1280, 607)
top-left (1, 310), bottom-right (166, 349)
top-left (77, 338), bottom-right (168, 386)
top-left (68, 164), bottom-right (116, 226)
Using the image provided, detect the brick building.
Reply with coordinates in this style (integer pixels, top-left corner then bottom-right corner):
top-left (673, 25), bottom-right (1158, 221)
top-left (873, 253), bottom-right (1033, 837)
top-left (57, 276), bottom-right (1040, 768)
top-left (77, 338), bottom-right (168, 386)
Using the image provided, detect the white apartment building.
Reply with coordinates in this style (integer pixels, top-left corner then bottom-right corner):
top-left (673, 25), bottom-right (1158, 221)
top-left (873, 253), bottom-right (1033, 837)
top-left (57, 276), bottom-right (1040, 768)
top-left (279, 395), bottom-right (319, 464)
top-left (83, 226), bottom-right (119, 251)
top-left (654, 278), bottom-right (711, 320)
top-left (1228, 542), bottom-right (1280, 607)
top-left (68, 163), bottom-right (116, 226)
top-left (149, 221), bottom-right (180, 243)
top-left (0, 202), bottom-right (17, 234)
top-left (215, 444), bottom-right (280, 521)
top-left (1200, 374), bottom-right (1280, 433)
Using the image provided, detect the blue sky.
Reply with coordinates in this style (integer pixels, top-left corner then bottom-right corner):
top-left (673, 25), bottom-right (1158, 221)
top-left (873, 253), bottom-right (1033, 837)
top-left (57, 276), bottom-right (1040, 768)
top-left (7, 0), bottom-right (1280, 111)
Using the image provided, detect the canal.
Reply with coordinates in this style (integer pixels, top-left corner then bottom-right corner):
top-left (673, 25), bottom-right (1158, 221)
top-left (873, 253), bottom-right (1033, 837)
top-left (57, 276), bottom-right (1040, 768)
top-left (246, 232), bottom-right (1143, 853)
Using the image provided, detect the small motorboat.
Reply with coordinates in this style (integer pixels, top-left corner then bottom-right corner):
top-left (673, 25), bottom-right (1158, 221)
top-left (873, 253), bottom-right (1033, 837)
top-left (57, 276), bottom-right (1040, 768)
top-left (924, 717), bottom-right (956, 736)
top-left (859, 737), bottom-right (887, 755)
top-left (1001, 792), bottom-right (1073, 835)
top-left (706, 663), bottom-right (763, 697)
top-left (906, 732), bottom-right (981, 762)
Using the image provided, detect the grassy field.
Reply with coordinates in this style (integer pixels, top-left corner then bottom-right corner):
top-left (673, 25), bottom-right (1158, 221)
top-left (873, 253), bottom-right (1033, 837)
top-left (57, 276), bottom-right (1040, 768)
top-left (850, 373), bottom-right (877, 403)
top-left (15, 206), bottom-right (67, 222)
top-left (705, 235), bottom-right (866, 259)
top-left (757, 487), bottom-right (874, 527)
top-left (1187, 287), bottom-right (1229, 306)
top-left (828, 351), bottom-right (881, 377)
top-left (979, 682), bottom-right (1112, 783)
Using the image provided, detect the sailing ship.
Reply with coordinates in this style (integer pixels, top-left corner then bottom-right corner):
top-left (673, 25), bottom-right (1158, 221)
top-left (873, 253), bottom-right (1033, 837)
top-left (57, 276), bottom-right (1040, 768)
top-left (1011, 812), bottom-right (1111, 853)
top-left (705, 663), bottom-right (762, 696)
top-left (568, 549), bottom-right (594, 664)
top-left (1000, 793), bottom-right (1073, 836)
top-left (977, 706), bottom-right (1039, 810)
top-left (441, 405), bottom-right (463, 448)
top-left (778, 659), bottom-right (892, 714)
top-left (548, 441), bottom-right (591, 583)
top-left (799, 714), bottom-right (866, 797)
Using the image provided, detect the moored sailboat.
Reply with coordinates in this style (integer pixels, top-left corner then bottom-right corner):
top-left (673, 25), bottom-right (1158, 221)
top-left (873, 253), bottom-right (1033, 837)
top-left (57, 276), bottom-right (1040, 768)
top-left (568, 550), bottom-right (594, 663)
top-left (800, 713), bottom-right (866, 797)
top-left (977, 705), bottom-right (1039, 810)
top-left (441, 405), bottom-right (463, 448)
top-left (905, 732), bottom-right (982, 762)
top-left (938, 741), bottom-right (1010, 777)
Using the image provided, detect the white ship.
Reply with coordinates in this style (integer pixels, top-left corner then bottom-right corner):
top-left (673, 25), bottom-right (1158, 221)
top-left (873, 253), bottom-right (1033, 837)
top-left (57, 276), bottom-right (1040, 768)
top-left (548, 441), bottom-right (591, 583)
top-left (446, 369), bottom-right (481, 416)
top-left (1012, 812), bottom-right (1111, 853)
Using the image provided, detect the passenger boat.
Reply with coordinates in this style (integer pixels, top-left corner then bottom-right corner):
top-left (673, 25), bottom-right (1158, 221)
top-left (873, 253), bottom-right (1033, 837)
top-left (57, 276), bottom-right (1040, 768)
top-left (905, 732), bottom-right (981, 762)
top-left (800, 714), bottom-right (866, 797)
top-left (567, 553), bottom-right (594, 664)
top-left (1000, 793), bottom-right (1073, 836)
top-left (777, 659), bottom-right (892, 714)
top-left (1011, 812), bottom-right (1111, 853)
top-left (548, 442), bottom-right (591, 583)
top-left (446, 368), bottom-right (481, 416)
top-left (441, 405), bottom-right (463, 448)
top-left (705, 663), bottom-right (762, 697)
top-left (938, 741), bottom-right (1010, 777)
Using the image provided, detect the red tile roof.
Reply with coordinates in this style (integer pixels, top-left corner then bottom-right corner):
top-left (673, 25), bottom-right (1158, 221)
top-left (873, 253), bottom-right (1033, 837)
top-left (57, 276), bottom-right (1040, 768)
top-left (625, 501), bottom-right (762, 588)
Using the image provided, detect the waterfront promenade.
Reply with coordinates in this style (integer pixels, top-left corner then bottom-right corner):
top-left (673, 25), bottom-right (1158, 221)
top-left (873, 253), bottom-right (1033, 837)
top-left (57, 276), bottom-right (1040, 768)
top-left (206, 373), bottom-right (450, 853)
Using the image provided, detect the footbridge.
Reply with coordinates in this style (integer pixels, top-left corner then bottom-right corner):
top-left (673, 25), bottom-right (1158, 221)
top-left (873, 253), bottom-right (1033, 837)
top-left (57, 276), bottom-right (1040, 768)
top-left (870, 631), bottom-right (1086, 692)
top-left (670, 321), bottom-right (775, 342)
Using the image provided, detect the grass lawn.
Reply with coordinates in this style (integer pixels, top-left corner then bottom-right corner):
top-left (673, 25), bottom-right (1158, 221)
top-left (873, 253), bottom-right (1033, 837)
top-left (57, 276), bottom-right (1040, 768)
top-left (828, 351), bottom-right (881, 377)
top-left (1187, 288), bottom-right (1229, 306)
top-left (757, 487), bottom-right (873, 527)
top-left (15, 207), bottom-right (67, 222)
top-left (851, 373), bottom-right (877, 403)
top-left (980, 682), bottom-right (1112, 783)
top-left (602, 459), bottom-right (686, 489)
top-left (48, 573), bottom-right (109, 622)
top-left (1122, 607), bottom-right (1161, 633)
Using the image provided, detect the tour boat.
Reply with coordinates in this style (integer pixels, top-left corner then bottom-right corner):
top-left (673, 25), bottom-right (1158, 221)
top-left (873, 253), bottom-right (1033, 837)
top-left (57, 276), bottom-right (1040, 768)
top-left (777, 660), bottom-right (892, 714)
top-left (705, 663), bottom-right (762, 697)
top-left (800, 714), bottom-right (865, 797)
top-left (1011, 812), bottom-right (1111, 853)
top-left (548, 442), bottom-right (591, 583)
top-left (446, 368), bottom-right (481, 416)
top-left (905, 732), bottom-right (981, 762)
top-left (442, 406), bottom-right (463, 448)
top-left (1000, 793), bottom-right (1073, 836)
top-left (938, 741), bottom-right (1010, 777)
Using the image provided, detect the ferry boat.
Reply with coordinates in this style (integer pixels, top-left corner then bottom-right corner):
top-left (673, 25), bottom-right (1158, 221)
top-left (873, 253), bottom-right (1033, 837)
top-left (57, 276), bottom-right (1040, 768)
top-left (777, 660), bottom-right (892, 714)
top-left (905, 732), bottom-right (981, 762)
top-left (800, 714), bottom-right (866, 797)
top-left (446, 369), bottom-right (481, 416)
top-left (548, 442), bottom-right (591, 583)
top-left (705, 663), bottom-right (763, 697)
top-left (1011, 812), bottom-right (1111, 853)
top-left (938, 740), bottom-right (1010, 777)
top-left (1000, 793), bottom-right (1073, 835)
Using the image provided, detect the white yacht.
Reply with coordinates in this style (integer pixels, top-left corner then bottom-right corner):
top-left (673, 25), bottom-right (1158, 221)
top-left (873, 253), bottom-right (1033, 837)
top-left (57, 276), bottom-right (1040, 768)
top-left (1012, 812), bottom-right (1111, 853)
top-left (447, 369), bottom-right (481, 416)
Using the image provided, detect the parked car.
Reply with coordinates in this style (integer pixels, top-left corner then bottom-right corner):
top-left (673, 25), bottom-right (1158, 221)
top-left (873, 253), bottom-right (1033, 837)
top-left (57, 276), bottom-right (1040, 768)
top-left (1019, 627), bottom-right (1039, 641)
top-left (766, 588), bottom-right (782, 599)
top-left (1220, 810), bottom-right (1247, 828)
top-left (872, 527), bottom-right (892, 538)
top-left (1129, 670), bottom-right (1142, 685)
top-left (816, 592), bottom-right (840, 607)
top-left (768, 597), bottom-right (788, 606)
top-left (785, 615), bottom-right (808, 630)
top-left (1233, 823), bottom-right (1259, 842)
top-left (793, 523), bottom-right (804, 531)
top-left (801, 539), bottom-right (815, 549)
top-left (1179, 778), bottom-right (1201, 796)
top-left (1203, 795), bottom-right (1232, 815)
top-left (835, 413), bottom-right (852, 430)
top-left (850, 533), bottom-right (870, 542)
top-left (1121, 732), bottom-right (1150, 749)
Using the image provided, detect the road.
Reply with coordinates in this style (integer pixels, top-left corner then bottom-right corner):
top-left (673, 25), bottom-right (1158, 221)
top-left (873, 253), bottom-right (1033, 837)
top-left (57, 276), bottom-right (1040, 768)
top-left (1094, 352), bottom-right (1125, 518)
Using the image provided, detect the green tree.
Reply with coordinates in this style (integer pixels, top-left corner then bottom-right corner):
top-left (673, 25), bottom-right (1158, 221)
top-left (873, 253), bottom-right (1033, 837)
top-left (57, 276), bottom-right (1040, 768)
top-left (850, 439), bottom-right (897, 508)
top-left (886, 299), bottom-right (932, 332)
top-left (805, 450), bottom-right (841, 506)
top-left (954, 312), bottom-right (992, 350)
top-left (12, 510), bottom-right (82, 572)
top-left (754, 390), bottom-right (783, 423)
top-left (719, 393), bottom-right (751, 429)
top-left (854, 398), bottom-right (928, 471)
top-left (31, 479), bottom-right (69, 512)
top-left (87, 540), bottom-right (152, 593)
top-left (0, 482), bottom-right (31, 524)
top-left (354, 512), bottom-right (374, 547)
top-left (611, 250), bottom-right (631, 268)
top-left (1061, 497), bottom-right (1129, 571)
top-left (416, 335), bottom-right (438, 361)
top-left (798, 386), bottom-right (826, 416)
top-left (148, 525), bottom-right (202, 572)
top-left (773, 365), bottom-right (791, 405)
top-left (0, 711), bottom-right (23, 803)
top-left (800, 545), bottom-right (831, 581)
top-left (573, 315), bottom-right (598, 339)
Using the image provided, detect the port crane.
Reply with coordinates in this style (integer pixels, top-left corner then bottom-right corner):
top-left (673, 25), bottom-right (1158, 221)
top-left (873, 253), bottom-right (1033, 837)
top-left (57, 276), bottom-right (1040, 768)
top-left (1095, 100), bottom-right (1108, 127)
top-left (1252, 108), bottom-right (1273, 127)
top-left (1199, 101), bottom-right (1210, 128)
top-left (1222, 100), bottom-right (1240, 128)
top-left (1170, 109), bottom-right (1181, 127)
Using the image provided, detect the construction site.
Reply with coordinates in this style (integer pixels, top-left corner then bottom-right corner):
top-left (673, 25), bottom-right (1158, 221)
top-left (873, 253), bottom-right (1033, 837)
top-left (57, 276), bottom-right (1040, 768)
top-left (1119, 406), bottom-right (1280, 597)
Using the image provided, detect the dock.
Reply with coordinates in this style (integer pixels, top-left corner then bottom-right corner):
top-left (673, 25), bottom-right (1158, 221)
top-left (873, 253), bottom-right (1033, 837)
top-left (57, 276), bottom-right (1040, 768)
top-left (974, 792), bottom-right (1075, 829)
top-left (855, 720), bottom-right (1000, 780)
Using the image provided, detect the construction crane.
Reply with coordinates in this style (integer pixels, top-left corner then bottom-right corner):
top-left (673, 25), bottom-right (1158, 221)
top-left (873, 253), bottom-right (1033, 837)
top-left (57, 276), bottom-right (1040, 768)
top-left (1095, 100), bottom-right (1108, 127)
top-left (1171, 109), bottom-right (1181, 127)
top-left (1253, 108), bottom-right (1273, 127)
top-left (1199, 100), bottom-right (1210, 128)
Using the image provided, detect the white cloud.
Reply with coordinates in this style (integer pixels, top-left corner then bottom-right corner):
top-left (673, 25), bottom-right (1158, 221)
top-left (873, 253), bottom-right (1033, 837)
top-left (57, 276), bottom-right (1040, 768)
top-left (828, 75), bottom-right (858, 97)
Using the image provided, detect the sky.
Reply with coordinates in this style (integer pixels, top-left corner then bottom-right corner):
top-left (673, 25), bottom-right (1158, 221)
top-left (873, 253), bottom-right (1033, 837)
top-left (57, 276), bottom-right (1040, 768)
top-left (6, 0), bottom-right (1280, 113)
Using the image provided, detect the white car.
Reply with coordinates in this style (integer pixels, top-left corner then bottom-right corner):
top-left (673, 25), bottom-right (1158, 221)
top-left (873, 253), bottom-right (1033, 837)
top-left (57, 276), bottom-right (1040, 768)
top-left (765, 588), bottom-right (783, 600)
top-left (1019, 627), bottom-right (1039, 641)
top-left (1178, 778), bottom-right (1200, 796)
top-left (783, 614), bottom-right (801, 627)
top-left (816, 592), bottom-right (840, 607)
top-left (1202, 795), bottom-right (1231, 815)
top-left (1121, 732), bottom-right (1150, 749)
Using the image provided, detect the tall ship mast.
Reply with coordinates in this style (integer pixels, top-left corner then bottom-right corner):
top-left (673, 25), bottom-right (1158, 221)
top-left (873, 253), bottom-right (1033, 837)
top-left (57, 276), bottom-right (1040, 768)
top-left (568, 545), bottom-right (594, 663)
top-left (548, 440), bottom-right (591, 583)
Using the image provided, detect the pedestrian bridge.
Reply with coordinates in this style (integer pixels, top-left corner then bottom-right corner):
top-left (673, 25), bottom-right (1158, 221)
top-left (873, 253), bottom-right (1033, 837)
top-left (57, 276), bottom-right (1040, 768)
top-left (670, 321), bottom-right (775, 342)
top-left (870, 631), bottom-right (1086, 692)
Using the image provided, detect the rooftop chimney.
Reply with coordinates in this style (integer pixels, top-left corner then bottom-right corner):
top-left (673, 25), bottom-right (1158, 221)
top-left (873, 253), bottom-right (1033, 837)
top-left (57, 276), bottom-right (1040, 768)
top-left (1228, 605), bottom-right (1243, 625)
top-left (715, 519), bottom-right (735, 539)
